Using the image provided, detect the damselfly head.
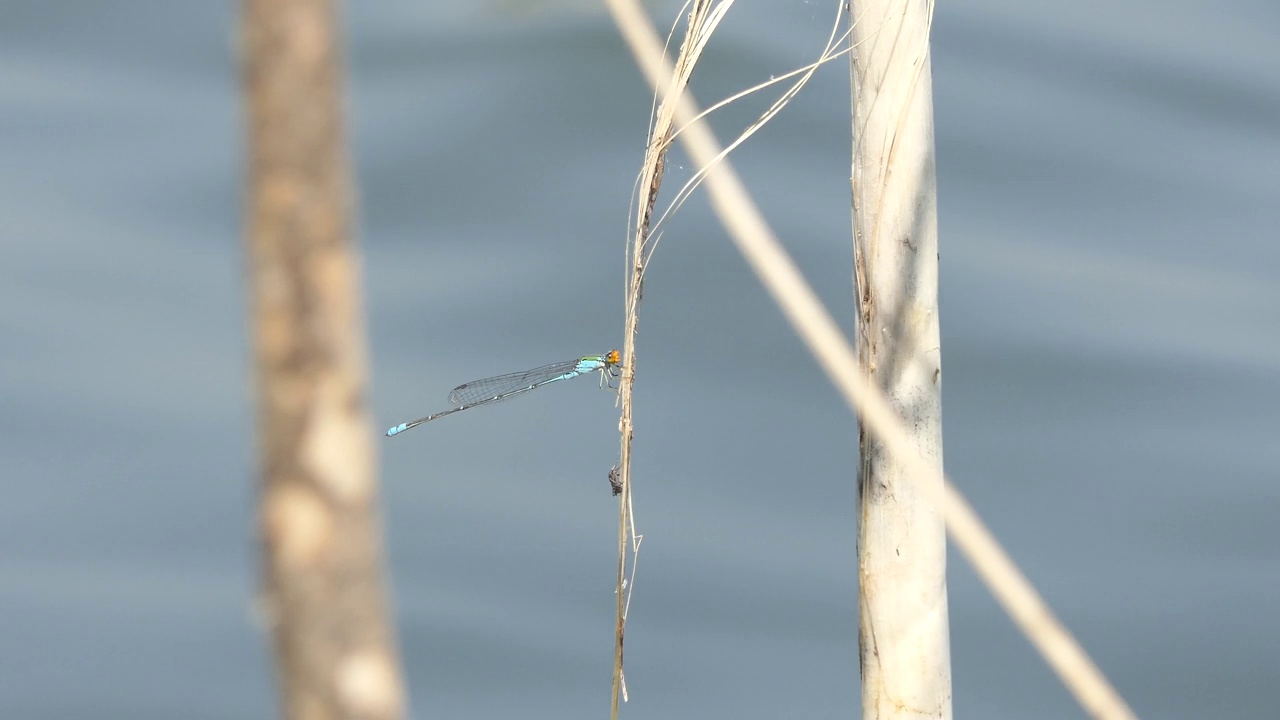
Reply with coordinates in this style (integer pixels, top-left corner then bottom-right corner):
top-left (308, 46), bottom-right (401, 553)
top-left (605, 349), bottom-right (621, 365)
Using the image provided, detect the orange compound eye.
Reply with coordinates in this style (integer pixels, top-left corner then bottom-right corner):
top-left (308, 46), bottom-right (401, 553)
top-left (606, 349), bottom-right (620, 364)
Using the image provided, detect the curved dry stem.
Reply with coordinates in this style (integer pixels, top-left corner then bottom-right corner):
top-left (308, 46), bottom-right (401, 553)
top-left (639, 1), bottom-right (898, 271)
top-left (645, 11), bottom-right (854, 267)
top-left (610, 4), bottom-right (733, 717)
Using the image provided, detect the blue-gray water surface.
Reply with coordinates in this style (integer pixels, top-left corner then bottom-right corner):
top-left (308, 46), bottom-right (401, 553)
top-left (2, 0), bottom-right (1277, 717)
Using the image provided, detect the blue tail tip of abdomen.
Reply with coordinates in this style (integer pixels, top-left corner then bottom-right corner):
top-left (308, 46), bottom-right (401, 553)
top-left (386, 423), bottom-right (407, 437)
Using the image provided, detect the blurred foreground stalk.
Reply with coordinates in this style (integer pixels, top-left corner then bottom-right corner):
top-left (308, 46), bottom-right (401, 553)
top-left (242, 1), bottom-right (406, 718)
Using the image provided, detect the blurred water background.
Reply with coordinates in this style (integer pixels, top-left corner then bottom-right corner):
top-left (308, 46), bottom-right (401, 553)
top-left (2, 0), bottom-right (1278, 717)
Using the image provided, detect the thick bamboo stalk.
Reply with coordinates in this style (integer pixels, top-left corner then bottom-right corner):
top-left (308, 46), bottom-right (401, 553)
top-left (242, 1), bottom-right (406, 718)
top-left (849, 2), bottom-right (951, 718)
